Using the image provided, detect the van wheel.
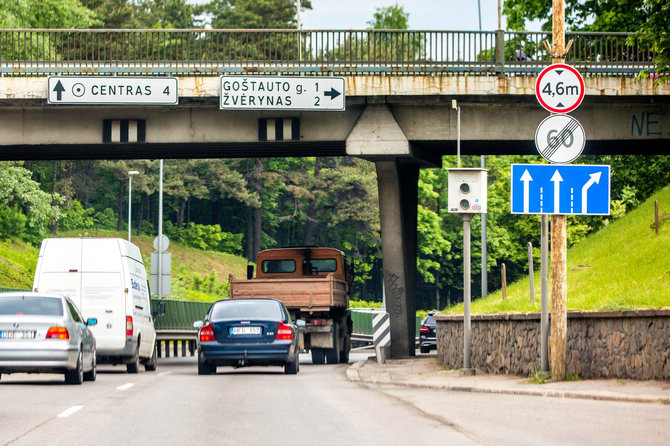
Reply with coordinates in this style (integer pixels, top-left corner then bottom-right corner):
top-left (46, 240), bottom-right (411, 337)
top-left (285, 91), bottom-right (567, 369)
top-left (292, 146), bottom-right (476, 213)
top-left (127, 348), bottom-right (140, 374)
top-left (65, 350), bottom-right (84, 385)
top-left (84, 348), bottom-right (97, 382)
top-left (144, 344), bottom-right (157, 372)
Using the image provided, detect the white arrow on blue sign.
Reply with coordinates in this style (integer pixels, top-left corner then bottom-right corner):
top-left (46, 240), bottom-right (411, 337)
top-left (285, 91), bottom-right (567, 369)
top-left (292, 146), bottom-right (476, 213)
top-left (511, 164), bottom-right (610, 215)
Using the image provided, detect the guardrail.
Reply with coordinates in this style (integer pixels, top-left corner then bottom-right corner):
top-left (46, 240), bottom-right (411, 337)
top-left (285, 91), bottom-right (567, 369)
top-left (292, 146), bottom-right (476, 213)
top-left (0, 29), bottom-right (654, 77)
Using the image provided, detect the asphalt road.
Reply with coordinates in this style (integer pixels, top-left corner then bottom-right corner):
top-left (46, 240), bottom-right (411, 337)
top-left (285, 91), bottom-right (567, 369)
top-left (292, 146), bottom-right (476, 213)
top-left (1, 353), bottom-right (668, 446)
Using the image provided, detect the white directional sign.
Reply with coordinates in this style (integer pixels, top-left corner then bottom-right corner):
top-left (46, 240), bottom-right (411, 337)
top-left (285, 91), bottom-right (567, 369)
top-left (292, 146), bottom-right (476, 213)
top-left (47, 76), bottom-right (178, 105)
top-left (511, 164), bottom-right (610, 215)
top-left (220, 76), bottom-right (345, 111)
top-left (535, 114), bottom-right (586, 163)
top-left (535, 64), bottom-right (585, 114)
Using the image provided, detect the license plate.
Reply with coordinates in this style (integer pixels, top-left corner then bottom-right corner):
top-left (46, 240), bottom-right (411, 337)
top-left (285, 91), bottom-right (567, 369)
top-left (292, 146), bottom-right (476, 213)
top-left (0, 330), bottom-right (37, 340)
top-left (231, 326), bottom-right (261, 336)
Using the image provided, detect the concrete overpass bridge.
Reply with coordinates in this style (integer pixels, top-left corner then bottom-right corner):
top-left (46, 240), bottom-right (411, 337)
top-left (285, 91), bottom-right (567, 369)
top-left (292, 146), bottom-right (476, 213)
top-left (1, 29), bottom-right (668, 357)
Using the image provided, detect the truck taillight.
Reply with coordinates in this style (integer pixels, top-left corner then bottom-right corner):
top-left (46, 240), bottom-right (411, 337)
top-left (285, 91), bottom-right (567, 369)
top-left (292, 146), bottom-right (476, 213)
top-left (46, 326), bottom-right (69, 340)
top-left (276, 322), bottom-right (293, 340)
top-left (126, 316), bottom-right (133, 337)
top-left (310, 319), bottom-right (327, 326)
top-left (199, 323), bottom-right (215, 342)
top-left (419, 326), bottom-right (430, 334)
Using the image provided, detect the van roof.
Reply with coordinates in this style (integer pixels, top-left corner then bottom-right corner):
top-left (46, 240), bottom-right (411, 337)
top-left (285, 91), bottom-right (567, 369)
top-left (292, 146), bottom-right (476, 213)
top-left (40, 237), bottom-right (143, 264)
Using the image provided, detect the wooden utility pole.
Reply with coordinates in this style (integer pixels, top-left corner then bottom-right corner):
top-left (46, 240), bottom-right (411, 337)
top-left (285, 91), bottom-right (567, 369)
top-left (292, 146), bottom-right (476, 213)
top-left (550, 0), bottom-right (568, 381)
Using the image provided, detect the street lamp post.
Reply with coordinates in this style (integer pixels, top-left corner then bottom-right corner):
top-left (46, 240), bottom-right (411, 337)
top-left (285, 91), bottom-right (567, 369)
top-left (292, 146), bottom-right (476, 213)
top-left (128, 170), bottom-right (140, 241)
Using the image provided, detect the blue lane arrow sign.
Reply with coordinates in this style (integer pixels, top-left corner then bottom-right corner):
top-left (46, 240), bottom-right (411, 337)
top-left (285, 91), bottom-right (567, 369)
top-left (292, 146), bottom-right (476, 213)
top-left (511, 164), bottom-right (610, 215)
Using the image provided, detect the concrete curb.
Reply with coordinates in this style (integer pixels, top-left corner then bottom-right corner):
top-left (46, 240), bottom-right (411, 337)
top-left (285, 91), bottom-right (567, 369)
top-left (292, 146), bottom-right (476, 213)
top-left (346, 360), bottom-right (670, 405)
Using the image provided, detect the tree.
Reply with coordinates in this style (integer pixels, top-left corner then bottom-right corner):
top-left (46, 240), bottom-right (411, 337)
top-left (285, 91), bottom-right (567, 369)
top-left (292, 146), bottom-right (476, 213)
top-left (205, 0), bottom-right (311, 28)
top-left (633, 0), bottom-right (670, 82)
top-left (367, 3), bottom-right (410, 29)
top-left (503, 0), bottom-right (645, 32)
top-left (0, 0), bottom-right (99, 28)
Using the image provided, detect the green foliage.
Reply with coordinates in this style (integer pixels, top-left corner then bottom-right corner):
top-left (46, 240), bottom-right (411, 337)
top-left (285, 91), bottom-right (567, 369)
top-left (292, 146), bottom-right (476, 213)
top-left (94, 208), bottom-right (117, 230)
top-left (367, 4), bottom-right (410, 29)
top-left (0, 0), bottom-right (99, 28)
top-left (179, 223), bottom-right (243, 255)
top-left (632, 0), bottom-right (670, 83)
top-left (205, 0), bottom-right (312, 28)
top-left (59, 201), bottom-right (95, 232)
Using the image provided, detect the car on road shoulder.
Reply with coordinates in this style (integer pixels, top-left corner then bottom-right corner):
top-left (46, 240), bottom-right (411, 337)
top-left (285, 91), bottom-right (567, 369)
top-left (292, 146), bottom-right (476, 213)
top-left (0, 292), bottom-right (97, 384)
top-left (419, 312), bottom-right (437, 354)
top-left (195, 298), bottom-right (301, 375)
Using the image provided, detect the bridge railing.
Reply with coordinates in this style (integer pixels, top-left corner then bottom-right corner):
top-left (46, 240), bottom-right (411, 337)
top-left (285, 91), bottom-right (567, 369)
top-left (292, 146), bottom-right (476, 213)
top-left (0, 29), bottom-right (654, 77)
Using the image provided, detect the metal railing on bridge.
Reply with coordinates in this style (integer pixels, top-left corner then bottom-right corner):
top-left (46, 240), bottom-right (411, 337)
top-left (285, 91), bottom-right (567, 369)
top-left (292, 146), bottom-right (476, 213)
top-left (0, 29), bottom-right (654, 77)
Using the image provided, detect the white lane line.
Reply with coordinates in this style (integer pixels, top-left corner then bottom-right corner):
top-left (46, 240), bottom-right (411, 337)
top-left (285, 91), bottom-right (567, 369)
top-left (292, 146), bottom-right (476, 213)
top-left (158, 371), bottom-right (171, 377)
top-left (116, 383), bottom-right (135, 391)
top-left (57, 406), bottom-right (83, 418)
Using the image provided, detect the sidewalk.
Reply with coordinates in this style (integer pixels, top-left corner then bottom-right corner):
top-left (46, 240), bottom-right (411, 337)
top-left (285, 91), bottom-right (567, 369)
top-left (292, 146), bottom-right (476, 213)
top-left (346, 355), bottom-right (670, 405)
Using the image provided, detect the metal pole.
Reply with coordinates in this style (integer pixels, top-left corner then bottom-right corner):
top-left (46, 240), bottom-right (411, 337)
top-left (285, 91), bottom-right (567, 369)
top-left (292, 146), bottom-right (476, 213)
top-left (540, 215), bottom-right (549, 372)
top-left (528, 242), bottom-right (535, 303)
top-left (128, 175), bottom-right (132, 242)
top-left (158, 159), bottom-right (163, 299)
top-left (461, 213), bottom-right (474, 375)
top-left (297, 0), bottom-right (302, 63)
top-left (452, 100), bottom-right (461, 168)
top-left (477, 0), bottom-right (482, 31)
top-left (481, 156), bottom-right (487, 298)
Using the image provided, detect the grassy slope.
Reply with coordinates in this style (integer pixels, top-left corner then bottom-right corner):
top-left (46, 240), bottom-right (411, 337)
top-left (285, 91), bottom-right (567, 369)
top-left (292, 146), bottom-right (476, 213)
top-left (445, 184), bottom-right (670, 314)
top-left (0, 230), bottom-right (248, 302)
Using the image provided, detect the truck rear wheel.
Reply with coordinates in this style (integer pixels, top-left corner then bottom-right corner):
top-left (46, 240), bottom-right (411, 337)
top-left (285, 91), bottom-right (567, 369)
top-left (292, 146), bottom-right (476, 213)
top-left (311, 348), bottom-right (325, 364)
top-left (339, 335), bottom-right (350, 364)
top-left (326, 323), bottom-right (340, 364)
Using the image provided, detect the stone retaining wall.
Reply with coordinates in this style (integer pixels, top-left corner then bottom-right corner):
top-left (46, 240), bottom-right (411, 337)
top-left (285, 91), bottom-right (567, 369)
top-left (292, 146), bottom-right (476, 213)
top-left (435, 310), bottom-right (670, 380)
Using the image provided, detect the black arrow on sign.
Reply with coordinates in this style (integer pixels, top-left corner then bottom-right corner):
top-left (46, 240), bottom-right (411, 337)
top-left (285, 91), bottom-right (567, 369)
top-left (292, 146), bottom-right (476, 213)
top-left (53, 80), bottom-right (65, 101)
top-left (555, 70), bottom-right (564, 75)
top-left (324, 88), bottom-right (341, 100)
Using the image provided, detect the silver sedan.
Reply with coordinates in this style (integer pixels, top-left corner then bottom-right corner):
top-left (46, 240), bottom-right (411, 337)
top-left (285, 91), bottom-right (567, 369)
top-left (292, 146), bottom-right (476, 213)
top-left (0, 292), bottom-right (97, 384)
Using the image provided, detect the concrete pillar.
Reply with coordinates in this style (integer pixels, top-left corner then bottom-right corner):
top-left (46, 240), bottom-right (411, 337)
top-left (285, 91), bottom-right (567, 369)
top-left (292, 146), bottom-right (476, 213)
top-left (375, 160), bottom-right (419, 357)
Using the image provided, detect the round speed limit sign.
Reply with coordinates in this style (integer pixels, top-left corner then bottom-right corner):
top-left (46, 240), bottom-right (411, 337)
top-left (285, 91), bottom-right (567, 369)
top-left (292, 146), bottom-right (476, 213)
top-left (535, 114), bottom-right (586, 163)
top-left (535, 64), bottom-right (585, 114)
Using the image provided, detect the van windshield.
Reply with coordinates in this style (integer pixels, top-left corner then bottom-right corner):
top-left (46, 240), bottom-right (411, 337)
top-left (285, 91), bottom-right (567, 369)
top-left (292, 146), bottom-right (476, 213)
top-left (0, 296), bottom-right (63, 316)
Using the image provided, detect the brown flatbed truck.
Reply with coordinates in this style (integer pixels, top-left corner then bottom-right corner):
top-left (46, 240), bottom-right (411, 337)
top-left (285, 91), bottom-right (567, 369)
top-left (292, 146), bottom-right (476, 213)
top-left (229, 247), bottom-right (352, 364)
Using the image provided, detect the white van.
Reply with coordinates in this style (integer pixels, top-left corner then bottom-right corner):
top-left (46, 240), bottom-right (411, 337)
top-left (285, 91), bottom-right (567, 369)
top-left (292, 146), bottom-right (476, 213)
top-left (32, 238), bottom-right (157, 373)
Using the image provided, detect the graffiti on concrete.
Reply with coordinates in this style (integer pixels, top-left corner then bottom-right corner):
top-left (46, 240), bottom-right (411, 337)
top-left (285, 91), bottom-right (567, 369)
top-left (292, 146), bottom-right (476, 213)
top-left (383, 269), bottom-right (404, 316)
top-left (631, 111), bottom-right (669, 137)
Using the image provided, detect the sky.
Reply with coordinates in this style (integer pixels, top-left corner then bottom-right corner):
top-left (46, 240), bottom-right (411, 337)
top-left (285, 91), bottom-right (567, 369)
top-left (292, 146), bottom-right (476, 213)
top-left (301, 0), bottom-right (517, 31)
top-left (188, 1), bottom-right (543, 32)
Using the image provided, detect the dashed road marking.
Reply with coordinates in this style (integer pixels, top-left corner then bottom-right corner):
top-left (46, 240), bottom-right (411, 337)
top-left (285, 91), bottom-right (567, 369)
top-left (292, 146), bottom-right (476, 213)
top-left (57, 406), bottom-right (83, 418)
top-left (116, 383), bottom-right (135, 391)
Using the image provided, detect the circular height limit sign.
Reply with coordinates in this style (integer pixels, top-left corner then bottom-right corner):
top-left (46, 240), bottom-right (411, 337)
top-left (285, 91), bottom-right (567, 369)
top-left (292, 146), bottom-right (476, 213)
top-left (535, 63), bottom-right (585, 113)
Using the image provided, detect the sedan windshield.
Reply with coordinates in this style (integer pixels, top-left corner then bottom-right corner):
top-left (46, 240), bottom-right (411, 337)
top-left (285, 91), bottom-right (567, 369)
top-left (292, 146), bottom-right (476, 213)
top-left (0, 296), bottom-right (63, 316)
top-left (211, 300), bottom-right (283, 321)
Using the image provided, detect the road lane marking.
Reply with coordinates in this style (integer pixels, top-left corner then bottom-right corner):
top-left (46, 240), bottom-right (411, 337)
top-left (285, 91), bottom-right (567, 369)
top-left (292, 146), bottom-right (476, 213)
top-left (158, 371), bottom-right (171, 377)
top-left (116, 383), bottom-right (135, 391)
top-left (57, 406), bottom-right (83, 418)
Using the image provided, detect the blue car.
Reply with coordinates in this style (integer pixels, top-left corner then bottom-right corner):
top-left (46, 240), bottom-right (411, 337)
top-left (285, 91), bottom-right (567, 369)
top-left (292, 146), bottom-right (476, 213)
top-left (195, 298), bottom-right (301, 375)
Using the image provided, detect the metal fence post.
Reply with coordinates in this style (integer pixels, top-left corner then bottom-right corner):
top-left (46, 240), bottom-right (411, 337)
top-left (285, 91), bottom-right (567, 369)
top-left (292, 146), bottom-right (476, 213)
top-left (495, 29), bottom-right (505, 78)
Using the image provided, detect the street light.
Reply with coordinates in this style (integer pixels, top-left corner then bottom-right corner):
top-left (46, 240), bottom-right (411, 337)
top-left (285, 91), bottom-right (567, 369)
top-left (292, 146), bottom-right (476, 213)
top-left (128, 170), bottom-right (140, 241)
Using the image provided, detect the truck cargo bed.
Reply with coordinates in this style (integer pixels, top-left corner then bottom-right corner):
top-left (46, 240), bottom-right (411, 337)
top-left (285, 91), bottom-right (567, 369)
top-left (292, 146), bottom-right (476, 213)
top-left (229, 274), bottom-right (348, 311)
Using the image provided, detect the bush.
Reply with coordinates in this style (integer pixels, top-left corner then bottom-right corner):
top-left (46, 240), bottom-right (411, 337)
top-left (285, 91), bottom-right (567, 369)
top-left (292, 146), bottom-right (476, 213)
top-left (179, 223), bottom-right (243, 255)
top-left (94, 208), bottom-right (117, 230)
top-left (59, 201), bottom-right (95, 231)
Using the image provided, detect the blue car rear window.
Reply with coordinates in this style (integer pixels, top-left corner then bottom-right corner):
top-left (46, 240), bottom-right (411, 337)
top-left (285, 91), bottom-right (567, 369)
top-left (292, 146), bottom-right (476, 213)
top-left (0, 296), bottom-right (63, 316)
top-left (211, 300), bottom-right (283, 321)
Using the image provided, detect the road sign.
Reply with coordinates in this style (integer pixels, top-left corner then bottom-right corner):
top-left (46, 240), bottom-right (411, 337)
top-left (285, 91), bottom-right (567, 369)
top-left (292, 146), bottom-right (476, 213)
top-left (220, 76), bottom-right (345, 111)
top-left (535, 114), bottom-right (586, 163)
top-left (511, 164), bottom-right (610, 215)
top-left (535, 64), bottom-right (585, 114)
top-left (47, 76), bottom-right (178, 105)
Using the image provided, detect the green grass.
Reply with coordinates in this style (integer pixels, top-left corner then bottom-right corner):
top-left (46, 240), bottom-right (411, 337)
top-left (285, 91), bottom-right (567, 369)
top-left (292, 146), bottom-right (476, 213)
top-left (444, 184), bottom-right (670, 314)
top-left (0, 239), bottom-right (40, 289)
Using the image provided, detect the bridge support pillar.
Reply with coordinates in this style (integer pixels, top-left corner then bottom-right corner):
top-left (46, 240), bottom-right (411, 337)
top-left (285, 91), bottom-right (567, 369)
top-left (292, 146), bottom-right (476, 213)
top-left (375, 160), bottom-right (419, 358)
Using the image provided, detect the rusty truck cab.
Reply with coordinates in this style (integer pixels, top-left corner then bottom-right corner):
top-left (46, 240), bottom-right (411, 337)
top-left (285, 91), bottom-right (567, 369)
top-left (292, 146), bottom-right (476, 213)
top-left (254, 247), bottom-right (349, 286)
